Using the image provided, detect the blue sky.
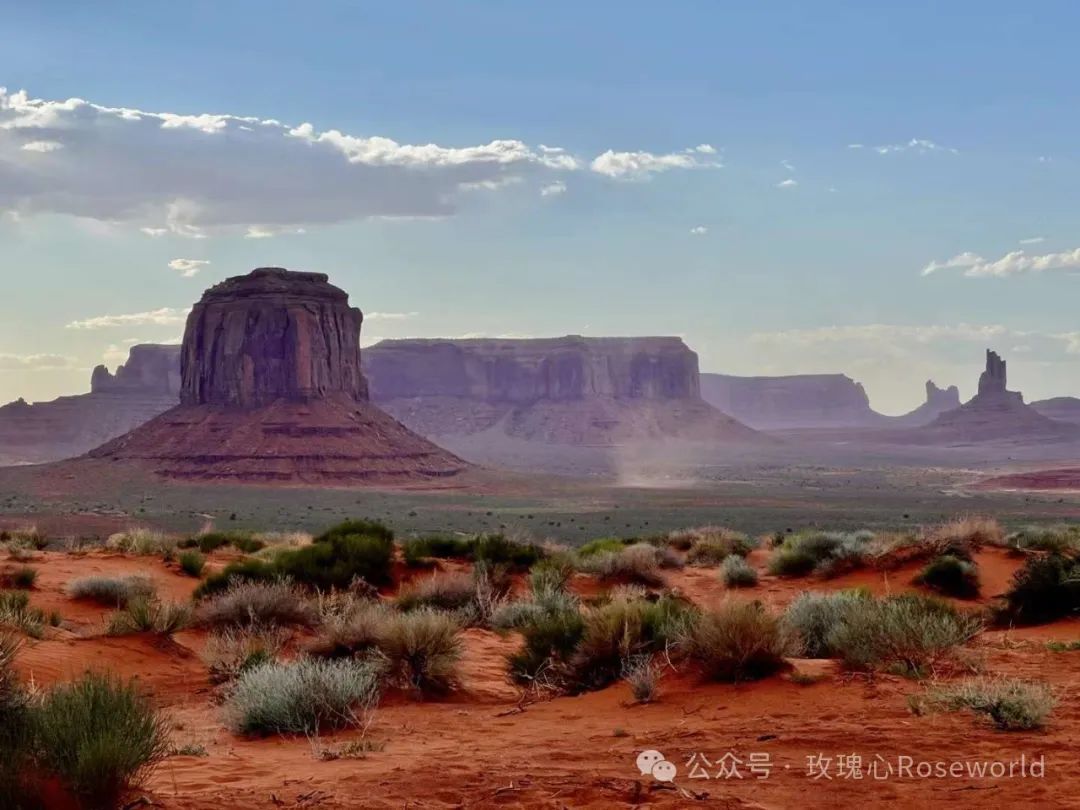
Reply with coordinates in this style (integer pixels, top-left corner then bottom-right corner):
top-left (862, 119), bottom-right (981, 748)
top-left (2, 1), bottom-right (1079, 413)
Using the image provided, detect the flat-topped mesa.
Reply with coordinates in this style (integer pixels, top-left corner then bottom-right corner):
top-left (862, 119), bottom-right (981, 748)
top-left (181, 267), bottom-right (367, 407)
top-left (977, 349), bottom-right (1008, 397)
top-left (92, 344), bottom-right (182, 395)
top-left (925, 380), bottom-right (961, 409)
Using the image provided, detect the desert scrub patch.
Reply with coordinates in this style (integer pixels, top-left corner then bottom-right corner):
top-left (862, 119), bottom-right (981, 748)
top-left (396, 572), bottom-right (475, 613)
top-left (688, 599), bottom-right (791, 683)
top-left (997, 552), bottom-right (1080, 626)
top-left (178, 550), bottom-right (206, 578)
top-left (275, 527), bottom-right (394, 590)
top-left (0, 591), bottom-right (47, 638)
top-left (0, 631), bottom-right (34, 803)
top-left (203, 626), bottom-right (288, 683)
top-left (768, 530), bottom-right (873, 578)
top-left (107, 599), bottom-right (192, 636)
top-left (721, 555), bottom-right (758, 588)
top-left (471, 533), bottom-right (545, 569)
top-left (1, 566), bottom-right (37, 589)
top-left (66, 574), bottom-right (156, 607)
top-left (34, 672), bottom-right (170, 806)
top-left (1046, 640), bottom-right (1080, 652)
top-left (684, 527), bottom-right (755, 566)
top-left (576, 543), bottom-right (665, 587)
top-left (401, 533), bottom-right (473, 566)
top-left (193, 558), bottom-right (279, 598)
top-left (306, 598), bottom-right (394, 659)
top-left (194, 531), bottom-right (266, 555)
top-left (826, 593), bottom-right (983, 676)
top-left (576, 537), bottom-right (629, 558)
top-left (781, 590), bottom-right (870, 658)
top-left (910, 678), bottom-right (1055, 730)
top-left (106, 528), bottom-right (179, 557)
top-left (914, 555), bottom-right (981, 599)
top-left (376, 608), bottom-right (464, 695)
top-left (927, 516), bottom-right (1002, 556)
top-left (226, 657), bottom-right (383, 736)
top-left (1001, 525), bottom-right (1080, 555)
top-left (622, 655), bottom-right (659, 703)
top-left (506, 606), bottom-right (586, 687)
top-left (195, 580), bottom-right (317, 629)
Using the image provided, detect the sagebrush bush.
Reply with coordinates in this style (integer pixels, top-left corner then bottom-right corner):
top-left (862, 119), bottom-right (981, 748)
top-left (912, 677), bottom-right (1056, 730)
top-left (927, 516), bottom-right (1001, 557)
top-left (506, 607), bottom-right (585, 686)
top-left (0, 591), bottom-right (47, 639)
top-left (377, 609), bottom-right (463, 694)
top-left (276, 530), bottom-right (394, 590)
top-left (471, 534), bottom-right (545, 569)
top-left (576, 538), bottom-right (627, 558)
top-left (721, 555), bottom-right (758, 588)
top-left (689, 600), bottom-right (791, 682)
top-left (226, 657), bottom-right (383, 736)
top-left (196, 531), bottom-right (265, 554)
top-left (915, 555), bottom-right (980, 599)
top-left (781, 590), bottom-right (869, 658)
top-left (203, 626), bottom-right (287, 683)
top-left (306, 599), bottom-right (394, 659)
top-left (685, 528), bottom-right (754, 566)
top-left (2, 566), bottom-right (37, 590)
top-left (67, 574), bottom-right (156, 607)
top-left (401, 534), bottom-right (473, 566)
top-left (106, 528), bottom-right (178, 556)
top-left (768, 531), bottom-right (873, 578)
top-left (827, 593), bottom-right (983, 675)
top-left (195, 580), bottom-right (316, 629)
top-left (577, 543), bottom-right (664, 586)
top-left (998, 553), bottom-right (1080, 625)
top-left (34, 672), bottom-right (170, 806)
top-left (623, 655), bottom-right (659, 703)
top-left (178, 550), bottom-right (206, 578)
top-left (529, 557), bottom-right (575, 595)
top-left (396, 572), bottom-right (475, 612)
top-left (0, 632), bottom-right (32, 806)
top-left (1002, 525), bottom-right (1080, 554)
top-left (107, 599), bottom-right (192, 636)
top-left (193, 558), bottom-right (278, 598)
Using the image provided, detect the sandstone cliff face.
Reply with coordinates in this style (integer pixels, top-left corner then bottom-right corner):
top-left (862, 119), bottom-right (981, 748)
top-left (894, 380), bottom-right (961, 427)
top-left (699, 372), bottom-right (885, 430)
top-left (0, 345), bottom-right (181, 465)
top-left (364, 337), bottom-right (757, 445)
top-left (1030, 397), bottom-right (1080, 425)
top-left (181, 268), bottom-right (367, 407)
top-left (90, 268), bottom-right (465, 483)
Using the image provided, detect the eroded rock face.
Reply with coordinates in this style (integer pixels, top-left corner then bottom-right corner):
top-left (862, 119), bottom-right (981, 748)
top-left (92, 345), bottom-right (181, 395)
top-left (699, 373), bottom-right (886, 430)
top-left (364, 337), bottom-right (757, 444)
top-left (181, 268), bottom-right (367, 407)
top-left (894, 380), bottom-right (962, 427)
top-left (978, 349), bottom-right (1008, 396)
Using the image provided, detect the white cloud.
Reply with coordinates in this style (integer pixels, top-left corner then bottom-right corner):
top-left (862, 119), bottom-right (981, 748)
top-left (780, 159), bottom-right (795, 172)
top-left (776, 178), bottom-right (798, 188)
top-left (21, 140), bottom-right (63, 153)
top-left (689, 225), bottom-right (708, 235)
top-left (365, 311), bottom-right (419, 321)
top-left (751, 323), bottom-right (1011, 348)
top-left (0, 352), bottom-right (74, 370)
top-left (167, 258), bottom-right (209, 277)
top-left (0, 87), bottom-right (713, 235)
top-left (66, 307), bottom-right (190, 330)
top-left (849, 138), bottom-right (957, 155)
top-left (921, 248), bottom-right (1080, 278)
top-left (243, 224), bottom-right (306, 239)
top-left (539, 180), bottom-right (566, 197)
top-left (1019, 236), bottom-right (1045, 245)
top-left (588, 145), bottom-right (720, 179)
top-left (847, 143), bottom-right (864, 150)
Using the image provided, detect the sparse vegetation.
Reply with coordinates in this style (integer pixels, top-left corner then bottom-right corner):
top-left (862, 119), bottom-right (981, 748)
top-left (782, 590), bottom-right (870, 658)
top-left (376, 608), bottom-right (464, 694)
top-left (911, 677), bottom-right (1055, 730)
top-left (1, 566), bottom-right (37, 590)
top-left (396, 572), bottom-right (476, 612)
top-left (106, 528), bottom-right (178, 556)
top-left (996, 552), bottom-right (1080, 626)
top-left (768, 530), bottom-right (873, 578)
top-left (688, 600), bottom-right (791, 682)
top-left (203, 626), bottom-right (288, 683)
top-left (1001, 525), bottom-right (1080, 555)
top-left (684, 527), bottom-right (755, 566)
top-left (226, 657), bottom-right (383, 736)
top-left (576, 542), bottom-right (664, 586)
top-left (108, 598), bottom-right (192, 636)
top-left (914, 554), bottom-right (980, 599)
top-left (623, 655), bottom-right (659, 702)
top-left (67, 574), bottom-right (156, 607)
top-left (196, 580), bottom-right (317, 629)
top-left (307, 597), bottom-right (393, 659)
top-left (0, 591), bottom-right (47, 639)
top-left (178, 550), bottom-right (207, 578)
top-left (721, 555), bottom-right (758, 588)
top-left (401, 533), bottom-right (473, 566)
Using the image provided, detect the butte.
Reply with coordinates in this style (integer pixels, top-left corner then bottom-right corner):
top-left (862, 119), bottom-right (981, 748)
top-left (87, 268), bottom-right (466, 484)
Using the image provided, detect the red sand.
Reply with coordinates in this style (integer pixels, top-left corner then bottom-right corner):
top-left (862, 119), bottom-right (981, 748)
top-left (3, 548), bottom-right (1078, 809)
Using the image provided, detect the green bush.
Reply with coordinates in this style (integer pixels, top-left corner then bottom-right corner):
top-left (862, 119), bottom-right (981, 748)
top-left (193, 558), bottom-right (278, 598)
top-left (34, 672), bottom-right (169, 806)
top-left (768, 531), bottom-right (872, 578)
top-left (4, 567), bottom-right (37, 590)
top-left (507, 607), bottom-right (585, 686)
top-left (396, 573), bottom-right (475, 612)
top-left (914, 555), bottom-right (980, 599)
top-left (686, 530), bottom-right (755, 566)
top-left (471, 534), bottom-right (544, 569)
top-left (912, 677), bottom-right (1056, 730)
top-left (1003, 525), bottom-right (1080, 554)
top-left (195, 581), bottom-right (316, 629)
top-left (781, 590), bottom-right (869, 658)
top-left (0, 632), bottom-right (33, 807)
top-left (107, 599), bottom-right (192, 636)
top-left (401, 534), bottom-right (473, 566)
top-left (66, 575), bottom-right (156, 607)
top-left (576, 543), bottom-right (664, 586)
top-left (276, 531), bottom-right (394, 590)
top-left (0, 591), bottom-right (46, 639)
top-left (226, 658), bottom-right (383, 736)
top-left (689, 600), bottom-right (791, 682)
top-left (721, 556), bottom-right (758, 588)
top-left (306, 599), bottom-right (394, 659)
top-left (998, 553), bottom-right (1080, 626)
top-left (576, 538), bottom-right (628, 558)
top-left (315, 519), bottom-right (394, 544)
top-left (178, 550), bottom-right (206, 578)
top-left (377, 609), bottom-right (463, 694)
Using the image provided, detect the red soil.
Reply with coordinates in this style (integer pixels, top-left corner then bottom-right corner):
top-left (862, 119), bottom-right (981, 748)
top-left (979, 468), bottom-right (1080, 492)
top-left (3, 548), bottom-right (1078, 809)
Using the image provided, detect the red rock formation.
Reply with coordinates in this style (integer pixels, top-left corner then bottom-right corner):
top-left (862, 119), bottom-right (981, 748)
top-left (364, 337), bottom-right (759, 445)
top-left (699, 372), bottom-right (887, 429)
top-left (894, 380), bottom-right (961, 427)
top-left (0, 345), bottom-right (181, 465)
top-left (88, 269), bottom-right (465, 483)
top-left (1030, 397), bottom-right (1080, 425)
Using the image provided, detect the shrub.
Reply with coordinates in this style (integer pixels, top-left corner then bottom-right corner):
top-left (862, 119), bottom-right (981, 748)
top-left (106, 529), bottom-right (178, 556)
top-left (203, 626), bottom-right (287, 683)
top-left (396, 572), bottom-right (475, 612)
top-left (193, 558), bottom-right (278, 598)
top-left (781, 590), bottom-right (869, 658)
top-left (0, 591), bottom-right (46, 639)
top-left (401, 534), bottom-right (472, 566)
top-left (108, 599), bottom-right (192, 636)
top-left (66, 574), bottom-right (156, 607)
top-left (226, 658), bottom-right (382, 736)
top-left (912, 678), bottom-right (1055, 730)
top-left (276, 531), bottom-right (394, 590)
top-left (623, 655), bottom-right (658, 703)
top-left (577, 543), bottom-right (664, 586)
top-left (688, 600), bottom-right (791, 682)
top-left (471, 534), bottom-right (544, 569)
top-left (768, 531), bottom-right (872, 578)
top-left (195, 531), bottom-right (265, 554)
top-left (721, 556), bottom-right (758, 588)
top-left (196, 581), bottom-right (316, 629)
top-left (529, 557), bottom-right (574, 595)
top-left (1, 566), bottom-right (37, 590)
top-left (377, 609), bottom-right (463, 694)
top-left (998, 553), bottom-right (1080, 625)
top-left (685, 528), bottom-right (754, 566)
top-left (577, 538), bottom-right (627, 558)
top-left (316, 519), bottom-right (394, 545)
top-left (34, 673), bottom-right (169, 806)
top-left (826, 594), bottom-right (983, 674)
top-left (0, 632), bottom-right (33, 805)
top-left (915, 555), bottom-right (980, 599)
top-left (178, 550), bottom-right (206, 578)
top-left (927, 516), bottom-right (1001, 557)
top-left (1002, 525), bottom-right (1080, 554)
top-left (307, 600), bottom-right (394, 659)
top-left (507, 607), bottom-right (585, 686)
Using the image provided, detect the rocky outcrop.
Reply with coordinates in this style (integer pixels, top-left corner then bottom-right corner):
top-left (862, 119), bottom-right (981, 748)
top-left (920, 350), bottom-right (1077, 443)
top-left (181, 268), bottom-right (367, 407)
top-left (894, 380), bottom-right (961, 427)
top-left (1030, 397), bottom-right (1080, 425)
top-left (364, 337), bottom-right (758, 445)
top-left (88, 268), bottom-right (465, 483)
top-left (0, 345), bottom-right (181, 466)
top-left (699, 373), bottom-right (886, 430)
